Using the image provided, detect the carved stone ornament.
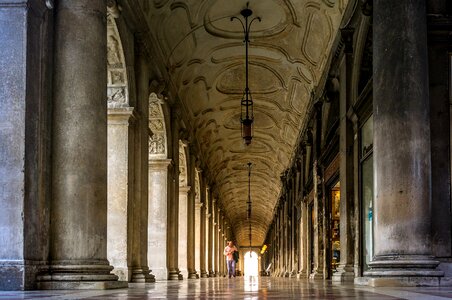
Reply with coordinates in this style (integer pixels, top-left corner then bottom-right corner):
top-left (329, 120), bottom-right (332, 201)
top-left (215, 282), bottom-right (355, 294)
top-left (179, 145), bottom-right (187, 186)
top-left (107, 87), bottom-right (127, 107)
top-left (149, 134), bottom-right (166, 155)
top-left (107, 14), bottom-right (128, 108)
top-left (149, 93), bottom-right (167, 158)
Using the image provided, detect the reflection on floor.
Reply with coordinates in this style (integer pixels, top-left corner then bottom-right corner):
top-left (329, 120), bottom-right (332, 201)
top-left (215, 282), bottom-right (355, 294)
top-left (1, 277), bottom-right (452, 299)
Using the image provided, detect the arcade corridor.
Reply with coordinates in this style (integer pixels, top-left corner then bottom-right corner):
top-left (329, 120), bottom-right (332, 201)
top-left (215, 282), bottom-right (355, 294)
top-left (1, 0), bottom-right (452, 293)
top-left (1, 277), bottom-right (452, 299)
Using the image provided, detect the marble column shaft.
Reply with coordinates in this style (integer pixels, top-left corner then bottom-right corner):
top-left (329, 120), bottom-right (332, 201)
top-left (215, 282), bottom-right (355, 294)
top-left (367, 0), bottom-right (443, 281)
top-left (199, 175), bottom-right (208, 278)
top-left (187, 154), bottom-right (198, 279)
top-left (207, 188), bottom-right (214, 276)
top-left (44, 0), bottom-right (122, 288)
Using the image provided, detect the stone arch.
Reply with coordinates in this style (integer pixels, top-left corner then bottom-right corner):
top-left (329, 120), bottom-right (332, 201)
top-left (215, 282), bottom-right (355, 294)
top-left (107, 14), bottom-right (129, 108)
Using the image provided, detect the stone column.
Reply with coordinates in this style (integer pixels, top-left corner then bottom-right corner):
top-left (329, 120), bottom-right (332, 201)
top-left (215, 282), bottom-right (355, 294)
top-left (195, 201), bottom-right (202, 278)
top-left (365, 0), bottom-right (443, 285)
top-left (214, 207), bottom-right (220, 276)
top-left (168, 115), bottom-right (181, 280)
top-left (199, 175), bottom-right (208, 278)
top-left (178, 186), bottom-right (190, 279)
top-left (427, 3), bottom-right (452, 266)
top-left (148, 159), bottom-right (172, 280)
top-left (129, 41), bottom-right (154, 285)
top-left (40, 0), bottom-right (124, 289)
top-left (207, 188), bottom-right (215, 277)
top-left (310, 104), bottom-right (324, 280)
top-left (187, 154), bottom-right (198, 279)
top-left (332, 28), bottom-right (355, 282)
top-left (277, 206), bottom-right (283, 276)
top-left (283, 198), bottom-right (289, 277)
top-left (290, 176), bottom-right (296, 277)
top-left (107, 108), bottom-right (134, 282)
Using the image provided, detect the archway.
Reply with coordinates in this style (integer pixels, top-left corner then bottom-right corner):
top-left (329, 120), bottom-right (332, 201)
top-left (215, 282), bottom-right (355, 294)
top-left (244, 251), bottom-right (259, 277)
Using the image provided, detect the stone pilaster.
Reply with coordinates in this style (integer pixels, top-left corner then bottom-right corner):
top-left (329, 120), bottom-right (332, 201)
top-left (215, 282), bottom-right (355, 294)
top-left (178, 185), bottom-right (190, 279)
top-left (39, 0), bottom-right (125, 289)
top-left (0, 0), bottom-right (52, 290)
top-left (148, 159), bottom-right (172, 280)
top-left (107, 108), bottom-right (134, 282)
top-left (364, 0), bottom-right (444, 286)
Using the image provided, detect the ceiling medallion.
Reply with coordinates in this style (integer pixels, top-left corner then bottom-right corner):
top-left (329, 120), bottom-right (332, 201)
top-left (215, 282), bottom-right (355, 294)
top-left (231, 3), bottom-right (261, 146)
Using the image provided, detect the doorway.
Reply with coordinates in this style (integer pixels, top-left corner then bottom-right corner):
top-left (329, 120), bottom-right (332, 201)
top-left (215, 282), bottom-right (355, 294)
top-left (329, 181), bottom-right (341, 277)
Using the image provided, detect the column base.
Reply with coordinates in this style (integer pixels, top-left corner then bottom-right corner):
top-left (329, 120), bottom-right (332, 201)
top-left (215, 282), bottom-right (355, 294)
top-left (168, 269), bottom-right (182, 280)
top-left (200, 271), bottom-right (209, 278)
top-left (360, 255), bottom-right (444, 286)
top-left (296, 271), bottom-right (307, 279)
top-left (38, 281), bottom-right (127, 290)
top-left (188, 270), bottom-right (198, 279)
top-left (130, 267), bottom-right (155, 283)
top-left (309, 270), bottom-right (324, 280)
top-left (36, 261), bottom-right (126, 290)
top-left (209, 271), bottom-right (216, 277)
top-left (355, 276), bottom-right (445, 287)
top-left (332, 264), bottom-right (355, 282)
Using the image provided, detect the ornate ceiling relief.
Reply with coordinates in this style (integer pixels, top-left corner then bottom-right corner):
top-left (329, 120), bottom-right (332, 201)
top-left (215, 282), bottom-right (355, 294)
top-left (159, 5), bottom-right (196, 70)
top-left (149, 93), bottom-right (167, 159)
top-left (107, 15), bottom-right (128, 108)
top-left (144, 0), bottom-right (348, 246)
top-left (301, 3), bottom-right (333, 67)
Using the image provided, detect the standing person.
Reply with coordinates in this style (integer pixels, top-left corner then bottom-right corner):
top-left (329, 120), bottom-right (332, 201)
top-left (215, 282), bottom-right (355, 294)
top-left (223, 240), bottom-right (238, 278)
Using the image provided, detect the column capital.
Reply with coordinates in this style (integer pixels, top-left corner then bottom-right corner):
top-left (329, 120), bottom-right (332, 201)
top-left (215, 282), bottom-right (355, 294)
top-left (149, 159), bottom-right (173, 169)
top-left (108, 107), bottom-right (135, 124)
top-left (179, 185), bottom-right (191, 194)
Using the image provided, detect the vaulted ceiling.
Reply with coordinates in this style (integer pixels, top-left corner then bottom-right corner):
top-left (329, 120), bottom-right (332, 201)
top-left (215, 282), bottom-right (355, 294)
top-left (143, 0), bottom-right (348, 246)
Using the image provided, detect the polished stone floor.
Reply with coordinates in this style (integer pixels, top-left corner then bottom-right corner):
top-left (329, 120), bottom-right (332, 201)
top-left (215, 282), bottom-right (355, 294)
top-left (2, 277), bottom-right (452, 299)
